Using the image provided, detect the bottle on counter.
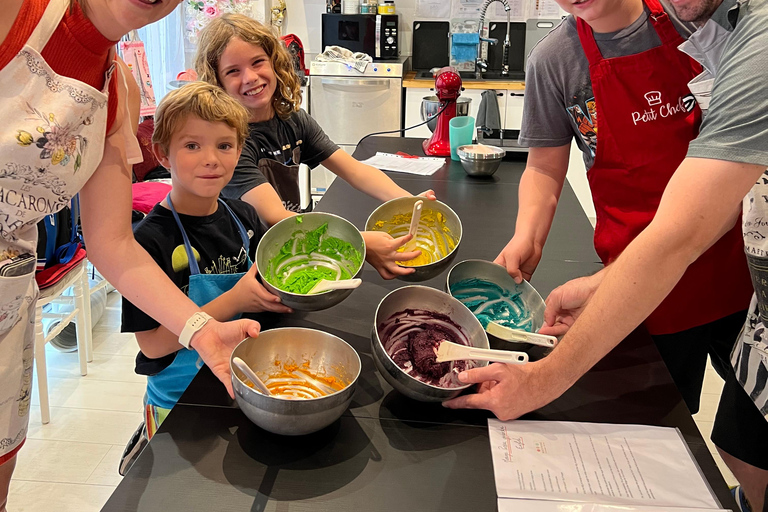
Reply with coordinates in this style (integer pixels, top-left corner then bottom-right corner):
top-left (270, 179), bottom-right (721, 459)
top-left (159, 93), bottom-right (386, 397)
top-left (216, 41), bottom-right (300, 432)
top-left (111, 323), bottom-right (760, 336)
top-left (378, 0), bottom-right (395, 14)
top-left (360, 0), bottom-right (378, 13)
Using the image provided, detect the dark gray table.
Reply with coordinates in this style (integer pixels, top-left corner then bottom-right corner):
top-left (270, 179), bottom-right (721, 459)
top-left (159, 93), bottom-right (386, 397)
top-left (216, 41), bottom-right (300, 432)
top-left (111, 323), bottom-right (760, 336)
top-left (103, 138), bottom-right (735, 511)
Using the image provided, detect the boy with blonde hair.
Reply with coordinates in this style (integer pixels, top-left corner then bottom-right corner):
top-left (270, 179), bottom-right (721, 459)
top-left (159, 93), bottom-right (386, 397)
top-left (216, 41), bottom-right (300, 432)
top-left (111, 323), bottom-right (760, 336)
top-left (121, 82), bottom-right (291, 439)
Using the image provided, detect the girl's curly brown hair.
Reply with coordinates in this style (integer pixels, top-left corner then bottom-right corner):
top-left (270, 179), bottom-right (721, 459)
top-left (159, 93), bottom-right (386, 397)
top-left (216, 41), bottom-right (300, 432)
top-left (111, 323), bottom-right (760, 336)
top-left (194, 14), bottom-right (301, 121)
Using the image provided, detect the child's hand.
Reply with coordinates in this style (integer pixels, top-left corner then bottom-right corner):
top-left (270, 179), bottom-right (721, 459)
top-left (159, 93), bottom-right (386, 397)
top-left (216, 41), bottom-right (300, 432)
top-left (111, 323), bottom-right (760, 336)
top-left (232, 264), bottom-right (293, 314)
top-left (362, 231), bottom-right (420, 280)
top-left (417, 189), bottom-right (437, 201)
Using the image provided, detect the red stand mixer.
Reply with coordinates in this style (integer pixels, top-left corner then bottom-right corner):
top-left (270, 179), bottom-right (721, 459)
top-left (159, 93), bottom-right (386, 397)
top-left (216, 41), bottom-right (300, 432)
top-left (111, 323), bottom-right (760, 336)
top-left (422, 67), bottom-right (463, 157)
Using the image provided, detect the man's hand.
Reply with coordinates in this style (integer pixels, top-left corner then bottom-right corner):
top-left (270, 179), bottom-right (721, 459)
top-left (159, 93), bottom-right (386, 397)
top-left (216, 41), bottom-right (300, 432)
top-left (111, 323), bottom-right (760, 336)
top-left (190, 318), bottom-right (261, 398)
top-left (442, 362), bottom-right (561, 420)
top-left (539, 273), bottom-right (603, 336)
top-left (494, 236), bottom-right (542, 284)
top-left (362, 230), bottom-right (420, 279)
top-left (232, 264), bottom-right (293, 314)
top-left (417, 189), bottom-right (437, 201)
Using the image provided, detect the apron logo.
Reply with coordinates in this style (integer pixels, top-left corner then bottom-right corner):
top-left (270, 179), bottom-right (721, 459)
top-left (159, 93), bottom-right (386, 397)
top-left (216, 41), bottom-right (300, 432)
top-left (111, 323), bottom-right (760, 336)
top-left (631, 93), bottom-right (692, 126)
top-left (644, 91), bottom-right (662, 106)
top-left (682, 94), bottom-right (696, 112)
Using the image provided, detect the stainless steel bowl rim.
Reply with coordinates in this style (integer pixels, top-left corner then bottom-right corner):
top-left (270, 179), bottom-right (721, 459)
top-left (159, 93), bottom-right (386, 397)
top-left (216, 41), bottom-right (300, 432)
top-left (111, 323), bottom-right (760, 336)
top-left (255, 212), bottom-right (367, 298)
top-left (445, 259), bottom-right (548, 330)
top-left (230, 327), bottom-right (362, 402)
top-left (457, 144), bottom-right (505, 160)
top-left (364, 198), bottom-right (463, 270)
top-left (373, 285), bottom-right (478, 392)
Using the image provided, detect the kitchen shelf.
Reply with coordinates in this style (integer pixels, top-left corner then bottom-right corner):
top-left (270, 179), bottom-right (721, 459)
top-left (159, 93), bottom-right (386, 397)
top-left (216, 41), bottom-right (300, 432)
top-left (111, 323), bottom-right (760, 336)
top-left (402, 71), bottom-right (525, 90)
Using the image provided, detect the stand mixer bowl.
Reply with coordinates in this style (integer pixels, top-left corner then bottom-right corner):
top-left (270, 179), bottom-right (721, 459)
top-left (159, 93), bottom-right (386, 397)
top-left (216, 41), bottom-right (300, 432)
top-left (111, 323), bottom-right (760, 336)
top-left (421, 96), bottom-right (472, 133)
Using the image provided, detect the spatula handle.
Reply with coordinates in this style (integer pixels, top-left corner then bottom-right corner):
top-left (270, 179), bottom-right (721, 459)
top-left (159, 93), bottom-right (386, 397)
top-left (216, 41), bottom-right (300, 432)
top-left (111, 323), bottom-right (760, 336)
top-left (487, 322), bottom-right (557, 348)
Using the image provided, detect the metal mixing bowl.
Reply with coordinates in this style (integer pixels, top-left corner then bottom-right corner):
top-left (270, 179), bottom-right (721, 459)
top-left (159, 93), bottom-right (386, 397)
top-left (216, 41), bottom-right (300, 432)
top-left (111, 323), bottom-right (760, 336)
top-left (446, 259), bottom-right (547, 353)
top-left (421, 96), bottom-right (472, 133)
top-left (255, 212), bottom-right (366, 311)
top-left (371, 285), bottom-right (489, 402)
top-left (457, 144), bottom-right (505, 177)
top-left (231, 328), bottom-right (361, 435)
top-left (365, 197), bottom-right (462, 282)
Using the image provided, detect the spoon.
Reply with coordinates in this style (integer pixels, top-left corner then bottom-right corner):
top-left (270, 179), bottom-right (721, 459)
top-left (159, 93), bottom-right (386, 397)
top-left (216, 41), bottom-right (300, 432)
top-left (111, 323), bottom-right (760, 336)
top-left (486, 322), bottom-right (557, 348)
top-left (232, 357), bottom-right (272, 396)
top-left (435, 340), bottom-right (529, 365)
top-left (403, 200), bottom-right (423, 252)
top-left (308, 278), bottom-right (362, 294)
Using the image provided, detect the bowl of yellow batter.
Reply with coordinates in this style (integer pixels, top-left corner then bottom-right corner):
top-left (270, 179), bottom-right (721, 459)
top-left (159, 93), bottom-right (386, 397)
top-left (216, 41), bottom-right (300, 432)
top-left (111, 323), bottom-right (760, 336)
top-left (256, 213), bottom-right (366, 311)
top-left (365, 197), bottom-right (462, 282)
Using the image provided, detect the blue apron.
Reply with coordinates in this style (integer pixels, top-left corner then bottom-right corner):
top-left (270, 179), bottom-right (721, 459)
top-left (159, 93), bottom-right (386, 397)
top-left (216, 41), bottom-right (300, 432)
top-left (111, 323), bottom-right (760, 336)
top-left (145, 195), bottom-right (252, 409)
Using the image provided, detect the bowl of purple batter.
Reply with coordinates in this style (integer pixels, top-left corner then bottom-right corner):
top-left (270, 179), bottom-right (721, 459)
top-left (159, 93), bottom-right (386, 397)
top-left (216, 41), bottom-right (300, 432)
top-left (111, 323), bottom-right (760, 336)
top-left (371, 285), bottom-right (489, 402)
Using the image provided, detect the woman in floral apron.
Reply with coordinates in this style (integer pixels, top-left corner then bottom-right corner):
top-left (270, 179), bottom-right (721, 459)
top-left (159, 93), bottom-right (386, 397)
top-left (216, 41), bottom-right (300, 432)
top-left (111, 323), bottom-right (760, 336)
top-left (0, 1), bottom-right (261, 507)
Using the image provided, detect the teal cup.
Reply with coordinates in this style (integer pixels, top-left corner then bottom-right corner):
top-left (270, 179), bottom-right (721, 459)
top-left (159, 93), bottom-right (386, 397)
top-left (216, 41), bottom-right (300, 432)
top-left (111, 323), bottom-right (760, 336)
top-left (449, 116), bottom-right (475, 161)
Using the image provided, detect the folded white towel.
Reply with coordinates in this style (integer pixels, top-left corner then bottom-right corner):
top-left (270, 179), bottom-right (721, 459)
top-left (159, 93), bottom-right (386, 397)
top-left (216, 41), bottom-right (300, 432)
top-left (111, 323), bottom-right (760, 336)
top-left (316, 46), bottom-right (372, 73)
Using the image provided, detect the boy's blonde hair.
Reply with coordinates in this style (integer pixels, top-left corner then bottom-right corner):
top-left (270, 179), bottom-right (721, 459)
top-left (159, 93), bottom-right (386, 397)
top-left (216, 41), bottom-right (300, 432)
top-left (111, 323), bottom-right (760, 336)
top-left (152, 81), bottom-right (250, 153)
top-left (194, 14), bottom-right (301, 120)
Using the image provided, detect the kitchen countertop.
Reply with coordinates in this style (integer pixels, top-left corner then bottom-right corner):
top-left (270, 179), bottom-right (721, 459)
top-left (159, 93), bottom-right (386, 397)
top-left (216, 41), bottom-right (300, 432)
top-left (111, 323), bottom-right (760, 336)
top-left (102, 137), bottom-right (735, 512)
top-left (403, 71), bottom-right (525, 90)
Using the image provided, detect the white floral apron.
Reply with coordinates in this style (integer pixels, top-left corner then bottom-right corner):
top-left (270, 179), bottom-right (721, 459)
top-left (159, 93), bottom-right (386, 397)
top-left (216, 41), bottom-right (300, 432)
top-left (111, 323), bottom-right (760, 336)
top-left (0, 0), bottom-right (114, 460)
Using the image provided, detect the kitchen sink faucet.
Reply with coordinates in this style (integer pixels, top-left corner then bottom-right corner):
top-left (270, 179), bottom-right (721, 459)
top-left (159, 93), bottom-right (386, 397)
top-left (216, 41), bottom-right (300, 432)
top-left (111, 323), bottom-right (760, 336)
top-left (476, 0), bottom-right (512, 79)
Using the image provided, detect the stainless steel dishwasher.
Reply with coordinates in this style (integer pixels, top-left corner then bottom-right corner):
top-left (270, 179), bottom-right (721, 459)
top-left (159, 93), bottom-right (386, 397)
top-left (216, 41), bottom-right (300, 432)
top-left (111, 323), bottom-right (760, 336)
top-left (307, 57), bottom-right (406, 204)
top-left (309, 57), bottom-right (406, 153)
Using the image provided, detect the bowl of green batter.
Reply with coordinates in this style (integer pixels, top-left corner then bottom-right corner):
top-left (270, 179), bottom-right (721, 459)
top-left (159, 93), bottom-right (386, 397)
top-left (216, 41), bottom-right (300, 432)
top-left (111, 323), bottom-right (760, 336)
top-left (256, 213), bottom-right (366, 311)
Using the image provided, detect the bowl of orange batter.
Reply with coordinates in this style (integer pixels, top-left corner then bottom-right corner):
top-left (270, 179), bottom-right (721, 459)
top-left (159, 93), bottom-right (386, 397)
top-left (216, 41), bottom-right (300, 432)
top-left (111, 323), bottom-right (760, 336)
top-left (230, 328), bottom-right (361, 435)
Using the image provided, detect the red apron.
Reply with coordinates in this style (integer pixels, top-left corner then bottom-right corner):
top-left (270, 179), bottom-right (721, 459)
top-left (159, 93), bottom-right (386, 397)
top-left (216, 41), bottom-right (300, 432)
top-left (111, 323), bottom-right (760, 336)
top-left (577, 0), bottom-right (752, 335)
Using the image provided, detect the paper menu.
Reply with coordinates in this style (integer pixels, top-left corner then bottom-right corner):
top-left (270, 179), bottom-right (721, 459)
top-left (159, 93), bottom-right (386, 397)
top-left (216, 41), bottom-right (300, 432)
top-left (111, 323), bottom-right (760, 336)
top-left (497, 500), bottom-right (730, 512)
top-left (359, 152), bottom-right (447, 176)
top-left (488, 420), bottom-right (722, 510)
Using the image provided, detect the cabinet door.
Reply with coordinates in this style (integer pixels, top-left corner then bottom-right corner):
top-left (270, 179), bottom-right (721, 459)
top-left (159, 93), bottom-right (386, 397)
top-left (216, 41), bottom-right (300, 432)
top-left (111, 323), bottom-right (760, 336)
top-left (505, 92), bottom-right (525, 131)
top-left (462, 89), bottom-right (506, 132)
top-left (404, 87), bottom-right (434, 138)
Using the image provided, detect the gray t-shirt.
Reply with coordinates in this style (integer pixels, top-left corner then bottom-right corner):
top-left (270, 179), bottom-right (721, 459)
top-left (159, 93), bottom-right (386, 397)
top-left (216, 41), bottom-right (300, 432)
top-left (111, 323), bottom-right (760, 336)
top-left (519, 3), bottom-right (693, 170)
top-left (222, 109), bottom-right (339, 202)
top-left (686, 0), bottom-right (768, 166)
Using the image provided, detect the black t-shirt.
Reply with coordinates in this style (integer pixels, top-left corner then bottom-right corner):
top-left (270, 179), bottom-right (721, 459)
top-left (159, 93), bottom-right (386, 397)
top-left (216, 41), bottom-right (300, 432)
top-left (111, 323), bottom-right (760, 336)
top-left (121, 198), bottom-right (265, 375)
top-left (221, 109), bottom-right (339, 211)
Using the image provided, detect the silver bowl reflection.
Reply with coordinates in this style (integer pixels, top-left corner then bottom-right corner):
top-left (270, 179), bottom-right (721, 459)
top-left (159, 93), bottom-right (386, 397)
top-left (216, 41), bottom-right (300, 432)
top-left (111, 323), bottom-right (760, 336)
top-left (371, 285), bottom-right (489, 402)
top-left (457, 144), bottom-right (505, 177)
top-left (255, 212), bottom-right (366, 311)
top-left (231, 328), bottom-right (361, 435)
top-left (446, 259), bottom-right (549, 357)
top-left (365, 196), bottom-right (462, 283)
top-left (421, 96), bottom-right (472, 133)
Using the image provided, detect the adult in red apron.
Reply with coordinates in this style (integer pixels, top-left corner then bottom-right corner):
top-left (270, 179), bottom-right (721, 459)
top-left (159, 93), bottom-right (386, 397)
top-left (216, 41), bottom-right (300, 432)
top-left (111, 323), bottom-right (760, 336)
top-left (576, 0), bottom-right (752, 409)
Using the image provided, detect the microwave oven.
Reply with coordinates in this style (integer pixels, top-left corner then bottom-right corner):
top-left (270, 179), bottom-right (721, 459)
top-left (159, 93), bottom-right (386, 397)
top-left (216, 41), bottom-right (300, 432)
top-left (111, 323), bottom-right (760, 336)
top-left (321, 14), bottom-right (399, 60)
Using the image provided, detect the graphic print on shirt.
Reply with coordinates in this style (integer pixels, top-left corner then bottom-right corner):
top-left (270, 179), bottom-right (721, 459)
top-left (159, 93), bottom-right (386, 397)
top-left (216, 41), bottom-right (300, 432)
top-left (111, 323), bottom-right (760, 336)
top-left (171, 244), bottom-right (250, 294)
top-left (566, 93), bottom-right (598, 157)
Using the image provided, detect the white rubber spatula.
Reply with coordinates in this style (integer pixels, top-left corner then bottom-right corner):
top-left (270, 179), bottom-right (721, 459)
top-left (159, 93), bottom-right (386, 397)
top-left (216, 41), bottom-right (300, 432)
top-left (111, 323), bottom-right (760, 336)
top-left (486, 322), bottom-right (557, 348)
top-left (308, 278), bottom-right (362, 294)
top-left (435, 340), bottom-right (529, 365)
top-left (233, 357), bottom-right (272, 396)
top-left (402, 200), bottom-right (423, 252)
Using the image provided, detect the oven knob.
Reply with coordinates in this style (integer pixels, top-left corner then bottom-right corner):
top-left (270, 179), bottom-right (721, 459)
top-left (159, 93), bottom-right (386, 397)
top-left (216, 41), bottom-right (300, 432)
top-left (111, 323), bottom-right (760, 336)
top-left (386, 36), bottom-right (395, 44)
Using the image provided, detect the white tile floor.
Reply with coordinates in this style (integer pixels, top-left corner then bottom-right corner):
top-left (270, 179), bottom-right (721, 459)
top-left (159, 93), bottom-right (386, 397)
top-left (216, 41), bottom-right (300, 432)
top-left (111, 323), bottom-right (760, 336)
top-left (8, 292), bottom-right (738, 511)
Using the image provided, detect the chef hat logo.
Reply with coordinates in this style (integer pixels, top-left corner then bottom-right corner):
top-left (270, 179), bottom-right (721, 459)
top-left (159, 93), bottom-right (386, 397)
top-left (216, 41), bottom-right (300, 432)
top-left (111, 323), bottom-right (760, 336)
top-left (644, 91), bottom-right (662, 106)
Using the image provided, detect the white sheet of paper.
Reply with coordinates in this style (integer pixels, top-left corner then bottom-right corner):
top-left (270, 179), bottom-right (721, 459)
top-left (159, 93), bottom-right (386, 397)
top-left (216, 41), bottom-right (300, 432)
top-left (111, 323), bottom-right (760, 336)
top-left (527, 0), bottom-right (562, 18)
top-left (416, 0), bottom-right (452, 18)
top-left (360, 152), bottom-right (447, 176)
top-left (452, 0), bottom-right (485, 18)
top-left (498, 499), bottom-right (730, 512)
top-left (492, 0), bottom-right (525, 21)
top-left (488, 420), bottom-right (721, 510)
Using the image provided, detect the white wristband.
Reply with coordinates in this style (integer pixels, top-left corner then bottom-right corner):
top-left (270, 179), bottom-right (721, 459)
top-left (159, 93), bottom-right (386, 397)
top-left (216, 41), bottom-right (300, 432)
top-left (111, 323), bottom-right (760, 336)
top-left (179, 312), bottom-right (213, 349)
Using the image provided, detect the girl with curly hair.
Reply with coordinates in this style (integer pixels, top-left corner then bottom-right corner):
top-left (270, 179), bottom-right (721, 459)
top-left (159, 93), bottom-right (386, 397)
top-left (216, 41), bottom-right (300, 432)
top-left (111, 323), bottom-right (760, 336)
top-left (195, 14), bottom-right (435, 279)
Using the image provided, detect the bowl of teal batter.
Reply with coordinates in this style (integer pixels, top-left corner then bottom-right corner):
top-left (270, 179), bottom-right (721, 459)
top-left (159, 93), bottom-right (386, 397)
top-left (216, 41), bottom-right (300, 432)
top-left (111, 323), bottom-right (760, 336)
top-left (446, 259), bottom-right (549, 356)
top-left (256, 213), bottom-right (366, 311)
